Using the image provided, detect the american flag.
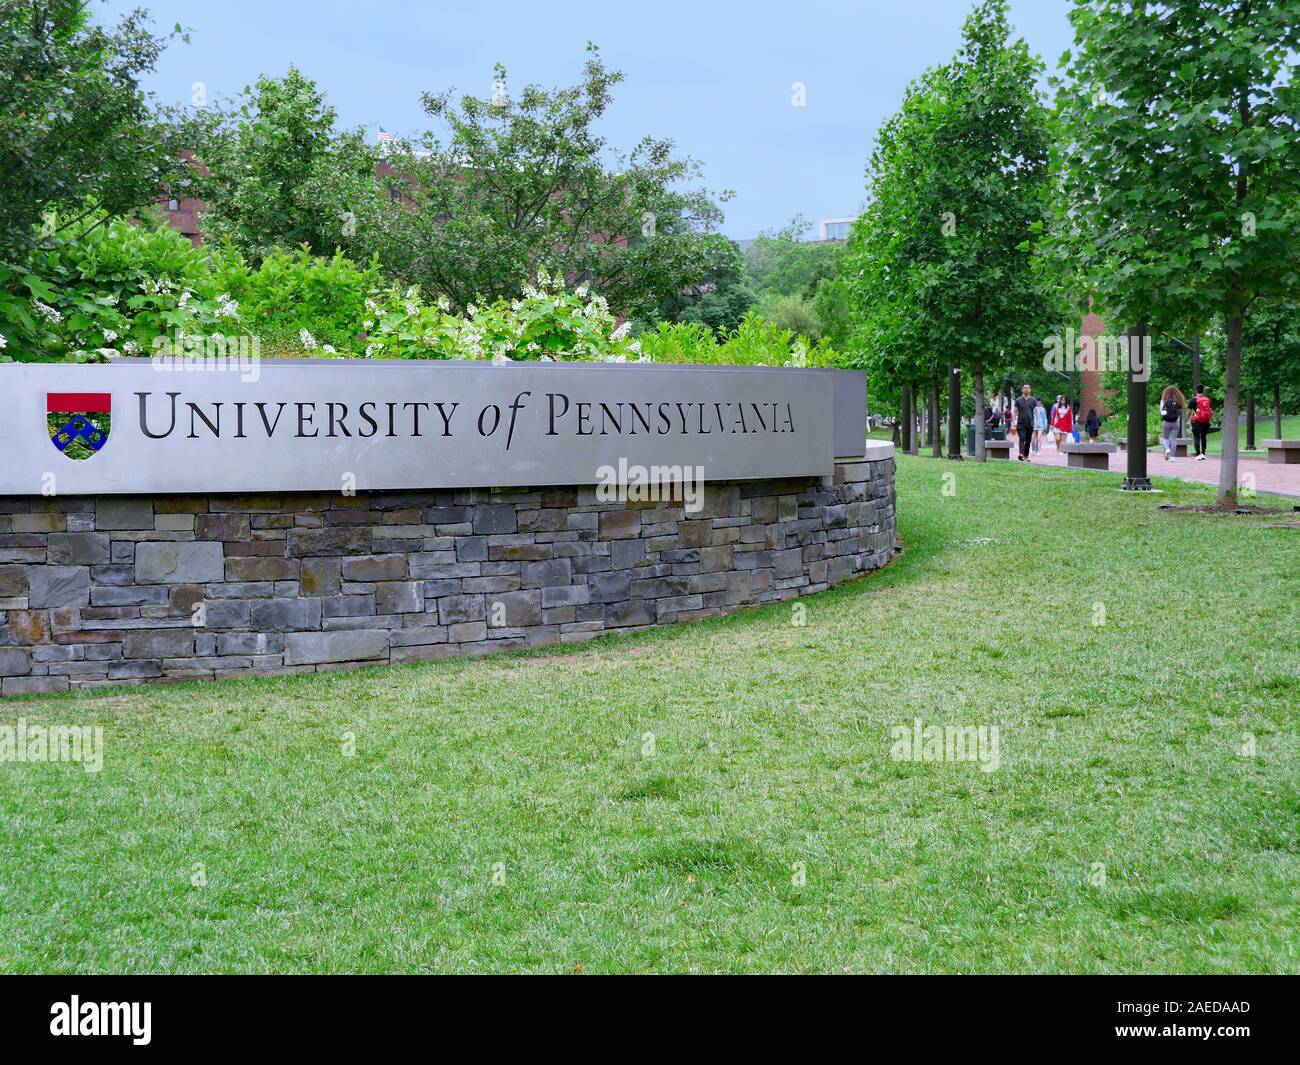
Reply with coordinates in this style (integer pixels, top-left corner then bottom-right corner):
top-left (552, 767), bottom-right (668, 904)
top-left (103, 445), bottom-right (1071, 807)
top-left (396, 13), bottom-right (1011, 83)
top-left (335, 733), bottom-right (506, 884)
top-left (376, 127), bottom-right (396, 144)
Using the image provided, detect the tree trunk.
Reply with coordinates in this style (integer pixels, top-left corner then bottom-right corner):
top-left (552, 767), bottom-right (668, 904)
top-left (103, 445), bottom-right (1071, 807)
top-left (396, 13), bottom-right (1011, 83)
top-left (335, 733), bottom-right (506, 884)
top-left (947, 364), bottom-right (962, 459)
top-left (1217, 315), bottom-right (1242, 505)
top-left (1245, 392), bottom-right (1256, 450)
top-left (899, 385), bottom-right (911, 451)
top-left (973, 361), bottom-right (986, 461)
top-left (1192, 333), bottom-right (1201, 394)
top-left (930, 376), bottom-right (942, 458)
top-left (1275, 381), bottom-right (1283, 438)
top-left (911, 385), bottom-right (920, 455)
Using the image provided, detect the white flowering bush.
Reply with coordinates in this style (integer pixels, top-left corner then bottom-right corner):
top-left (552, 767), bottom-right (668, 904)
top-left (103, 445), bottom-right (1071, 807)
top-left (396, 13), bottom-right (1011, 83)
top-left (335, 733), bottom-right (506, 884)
top-left (362, 268), bottom-right (645, 362)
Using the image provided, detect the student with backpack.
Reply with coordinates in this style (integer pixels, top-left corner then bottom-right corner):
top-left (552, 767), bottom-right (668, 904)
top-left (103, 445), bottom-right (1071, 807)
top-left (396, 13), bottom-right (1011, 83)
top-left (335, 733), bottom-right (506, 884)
top-left (1189, 385), bottom-right (1213, 460)
top-left (1159, 385), bottom-right (1186, 461)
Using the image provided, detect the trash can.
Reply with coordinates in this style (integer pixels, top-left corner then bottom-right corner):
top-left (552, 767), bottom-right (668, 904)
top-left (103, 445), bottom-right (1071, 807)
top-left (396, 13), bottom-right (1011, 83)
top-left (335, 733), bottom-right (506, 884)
top-left (969, 424), bottom-right (1005, 452)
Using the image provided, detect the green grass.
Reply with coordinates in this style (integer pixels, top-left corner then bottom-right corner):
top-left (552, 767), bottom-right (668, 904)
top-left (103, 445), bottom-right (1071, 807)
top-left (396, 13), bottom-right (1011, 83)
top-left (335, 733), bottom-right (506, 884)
top-left (1, 457), bottom-right (1296, 973)
top-left (1207, 413), bottom-right (1300, 454)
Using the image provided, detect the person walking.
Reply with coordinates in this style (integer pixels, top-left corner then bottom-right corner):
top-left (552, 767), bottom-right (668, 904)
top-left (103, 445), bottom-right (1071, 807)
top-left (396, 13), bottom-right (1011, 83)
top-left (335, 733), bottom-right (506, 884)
top-left (1013, 383), bottom-right (1037, 462)
top-left (1051, 397), bottom-right (1074, 450)
top-left (1032, 398), bottom-right (1048, 455)
top-left (1085, 408), bottom-right (1102, 442)
top-left (1189, 384), bottom-right (1213, 460)
top-left (1159, 385), bottom-right (1186, 461)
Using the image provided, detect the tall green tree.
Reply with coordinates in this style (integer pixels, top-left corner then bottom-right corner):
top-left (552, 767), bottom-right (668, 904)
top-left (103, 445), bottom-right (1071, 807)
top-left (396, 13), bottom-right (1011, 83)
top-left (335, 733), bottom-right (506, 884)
top-left (194, 67), bottom-right (396, 265)
top-left (1055, 0), bottom-right (1300, 503)
top-left (651, 233), bottom-right (755, 333)
top-left (846, 0), bottom-right (1061, 459)
top-left (389, 44), bottom-right (729, 317)
top-left (744, 215), bottom-right (845, 300)
top-left (1243, 299), bottom-right (1300, 434)
top-left (0, 0), bottom-right (196, 263)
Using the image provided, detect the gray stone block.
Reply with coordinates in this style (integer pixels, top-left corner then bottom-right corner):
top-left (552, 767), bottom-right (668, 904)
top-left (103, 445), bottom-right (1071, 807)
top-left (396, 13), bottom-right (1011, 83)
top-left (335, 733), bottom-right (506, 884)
top-left (341, 554), bottom-right (408, 581)
top-left (283, 630), bottom-right (388, 665)
top-left (97, 498), bottom-right (154, 530)
top-left (0, 565), bottom-right (29, 597)
top-left (488, 590), bottom-right (542, 627)
top-left (0, 648), bottom-right (32, 676)
top-left (250, 598), bottom-right (322, 632)
top-left (123, 630), bottom-right (195, 658)
top-left (108, 659), bottom-right (163, 679)
top-left (3, 676), bottom-right (69, 694)
top-left (90, 585), bottom-right (169, 607)
top-left (472, 505), bottom-right (517, 535)
top-left (135, 541), bottom-right (224, 583)
top-left (48, 532), bottom-right (110, 565)
top-left (286, 526), bottom-right (371, 557)
top-left (521, 558), bottom-right (571, 588)
top-left (375, 581), bottom-right (422, 614)
top-left (322, 595), bottom-right (375, 618)
top-left (541, 583), bottom-right (590, 608)
top-left (438, 594), bottom-right (485, 625)
top-left (27, 566), bottom-right (90, 608)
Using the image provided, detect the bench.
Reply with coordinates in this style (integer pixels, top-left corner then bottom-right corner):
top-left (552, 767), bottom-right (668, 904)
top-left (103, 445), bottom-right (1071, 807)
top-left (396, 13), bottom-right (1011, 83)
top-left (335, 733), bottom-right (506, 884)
top-left (1262, 439), bottom-right (1300, 465)
top-left (1061, 442), bottom-right (1118, 470)
top-left (1172, 437), bottom-right (1189, 458)
top-left (984, 440), bottom-right (1014, 460)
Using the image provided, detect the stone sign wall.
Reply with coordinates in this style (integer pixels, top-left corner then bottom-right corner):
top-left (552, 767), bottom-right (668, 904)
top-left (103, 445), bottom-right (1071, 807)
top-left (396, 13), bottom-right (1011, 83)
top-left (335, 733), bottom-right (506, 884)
top-left (0, 447), bottom-right (896, 693)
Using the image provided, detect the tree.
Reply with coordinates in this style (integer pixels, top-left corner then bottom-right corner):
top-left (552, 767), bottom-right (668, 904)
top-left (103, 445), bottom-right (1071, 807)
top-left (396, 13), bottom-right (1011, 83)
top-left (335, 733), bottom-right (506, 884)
top-left (1055, 0), bottom-right (1300, 503)
top-left (845, 67), bottom-right (950, 455)
top-left (1243, 299), bottom-right (1300, 436)
top-left (194, 67), bottom-right (397, 265)
top-left (744, 216), bottom-right (845, 300)
top-left (651, 233), bottom-right (755, 333)
top-left (0, 0), bottom-right (196, 263)
top-left (389, 44), bottom-right (729, 317)
top-left (845, 0), bottom-right (1061, 460)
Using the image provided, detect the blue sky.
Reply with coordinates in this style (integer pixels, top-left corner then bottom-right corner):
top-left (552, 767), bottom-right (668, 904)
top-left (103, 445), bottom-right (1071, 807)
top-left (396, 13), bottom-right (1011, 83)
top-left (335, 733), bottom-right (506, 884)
top-left (99, 0), bottom-right (1076, 239)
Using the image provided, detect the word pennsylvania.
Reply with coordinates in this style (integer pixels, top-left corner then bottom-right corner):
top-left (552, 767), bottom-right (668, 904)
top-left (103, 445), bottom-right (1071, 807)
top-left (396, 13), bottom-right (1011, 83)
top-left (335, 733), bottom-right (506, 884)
top-left (134, 390), bottom-right (800, 445)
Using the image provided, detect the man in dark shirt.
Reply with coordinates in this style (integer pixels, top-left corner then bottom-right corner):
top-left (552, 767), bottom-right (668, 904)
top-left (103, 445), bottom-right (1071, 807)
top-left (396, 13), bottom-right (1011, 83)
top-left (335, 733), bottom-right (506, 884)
top-left (1013, 384), bottom-right (1037, 461)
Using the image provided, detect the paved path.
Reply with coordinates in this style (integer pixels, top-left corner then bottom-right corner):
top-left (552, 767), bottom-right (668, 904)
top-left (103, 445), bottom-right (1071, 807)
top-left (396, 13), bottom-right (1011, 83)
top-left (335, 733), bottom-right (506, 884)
top-left (1010, 434), bottom-right (1300, 498)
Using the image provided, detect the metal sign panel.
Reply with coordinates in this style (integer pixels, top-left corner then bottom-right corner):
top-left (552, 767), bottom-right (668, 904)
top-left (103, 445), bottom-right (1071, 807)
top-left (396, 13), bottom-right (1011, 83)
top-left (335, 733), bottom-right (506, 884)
top-left (1, 360), bottom-right (841, 495)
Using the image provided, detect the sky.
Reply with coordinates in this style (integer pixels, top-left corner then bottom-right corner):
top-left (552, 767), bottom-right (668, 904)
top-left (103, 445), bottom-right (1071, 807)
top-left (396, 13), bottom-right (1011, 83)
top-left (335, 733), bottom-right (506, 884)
top-left (98, 0), bottom-right (1077, 240)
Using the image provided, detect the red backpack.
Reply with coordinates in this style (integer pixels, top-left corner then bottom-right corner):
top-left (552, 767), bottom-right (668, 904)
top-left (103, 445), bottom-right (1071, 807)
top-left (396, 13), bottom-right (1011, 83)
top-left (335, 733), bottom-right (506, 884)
top-left (1193, 394), bottom-right (1212, 423)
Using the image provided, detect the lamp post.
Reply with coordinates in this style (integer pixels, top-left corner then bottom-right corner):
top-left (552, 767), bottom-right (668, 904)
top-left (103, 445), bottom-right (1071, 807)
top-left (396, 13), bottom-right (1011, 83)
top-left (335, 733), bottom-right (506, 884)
top-left (1121, 322), bottom-right (1153, 491)
top-left (947, 364), bottom-right (962, 459)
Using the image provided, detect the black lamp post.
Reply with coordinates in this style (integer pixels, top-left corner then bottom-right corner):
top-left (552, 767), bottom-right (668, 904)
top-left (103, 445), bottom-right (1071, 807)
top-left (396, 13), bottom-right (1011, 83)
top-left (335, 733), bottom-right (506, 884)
top-left (1121, 322), bottom-right (1153, 491)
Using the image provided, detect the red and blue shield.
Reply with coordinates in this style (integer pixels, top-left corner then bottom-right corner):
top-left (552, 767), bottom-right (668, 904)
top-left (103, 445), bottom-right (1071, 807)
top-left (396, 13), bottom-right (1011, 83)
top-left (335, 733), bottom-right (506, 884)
top-left (47, 392), bottom-right (112, 461)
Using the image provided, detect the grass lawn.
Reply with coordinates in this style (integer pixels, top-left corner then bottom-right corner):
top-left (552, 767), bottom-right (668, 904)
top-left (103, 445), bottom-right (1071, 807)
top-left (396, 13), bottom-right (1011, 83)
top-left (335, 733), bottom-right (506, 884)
top-left (1208, 413), bottom-right (1300, 455)
top-left (1, 457), bottom-right (1296, 974)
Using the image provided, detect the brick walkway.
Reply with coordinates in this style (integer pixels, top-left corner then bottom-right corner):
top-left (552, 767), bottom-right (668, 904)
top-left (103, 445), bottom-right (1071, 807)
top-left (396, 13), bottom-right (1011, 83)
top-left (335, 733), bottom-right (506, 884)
top-left (1012, 434), bottom-right (1300, 497)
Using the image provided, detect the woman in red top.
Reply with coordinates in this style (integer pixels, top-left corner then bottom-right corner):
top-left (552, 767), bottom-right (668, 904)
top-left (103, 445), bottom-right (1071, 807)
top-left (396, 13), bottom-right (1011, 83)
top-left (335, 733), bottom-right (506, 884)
top-left (1051, 401), bottom-right (1074, 450)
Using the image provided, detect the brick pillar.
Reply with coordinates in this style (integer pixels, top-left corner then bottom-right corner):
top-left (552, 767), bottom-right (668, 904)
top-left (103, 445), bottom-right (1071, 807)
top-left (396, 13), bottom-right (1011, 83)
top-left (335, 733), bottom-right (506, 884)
top-left (1079, 309), bottom-right (1109, 418)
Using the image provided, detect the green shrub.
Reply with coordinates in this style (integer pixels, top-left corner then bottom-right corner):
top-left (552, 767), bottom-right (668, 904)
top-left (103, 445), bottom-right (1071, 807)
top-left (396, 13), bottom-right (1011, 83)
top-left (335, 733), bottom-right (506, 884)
top-left (0, 212), bottom-right (234, 362)
top-left (637, 312), bottom-right (842, 367)
top-left (214, 247), bottom-right (383, 353)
